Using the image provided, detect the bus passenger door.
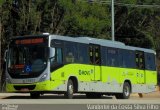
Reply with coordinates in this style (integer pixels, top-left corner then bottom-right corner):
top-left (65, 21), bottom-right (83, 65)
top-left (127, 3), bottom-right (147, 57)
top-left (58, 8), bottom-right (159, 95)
top-left (89, 44), bottom-right (101, 81)
top-left (136, 51), bottom-right (145, 84)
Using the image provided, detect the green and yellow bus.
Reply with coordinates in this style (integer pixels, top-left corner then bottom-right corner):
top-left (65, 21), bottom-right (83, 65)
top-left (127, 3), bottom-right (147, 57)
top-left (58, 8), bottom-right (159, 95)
top-left (5, 34), bottom-right (157, 99)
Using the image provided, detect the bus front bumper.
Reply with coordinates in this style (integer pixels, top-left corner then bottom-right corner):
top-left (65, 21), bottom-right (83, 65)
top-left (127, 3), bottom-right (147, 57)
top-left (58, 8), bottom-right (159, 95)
top-left (6, 80), bottom-right (67, 92)
top-left (6, 80), bottom-right (51, 92)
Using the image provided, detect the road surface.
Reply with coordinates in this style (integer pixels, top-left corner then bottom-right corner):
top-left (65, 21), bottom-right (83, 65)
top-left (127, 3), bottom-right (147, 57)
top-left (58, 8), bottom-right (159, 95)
top-left (0, 91), bottom-right (160, 110)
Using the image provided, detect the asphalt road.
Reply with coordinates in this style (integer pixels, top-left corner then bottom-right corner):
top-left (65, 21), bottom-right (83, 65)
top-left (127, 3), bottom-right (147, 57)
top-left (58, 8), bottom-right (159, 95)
top-left (0, 92), bottom-right (160, 110)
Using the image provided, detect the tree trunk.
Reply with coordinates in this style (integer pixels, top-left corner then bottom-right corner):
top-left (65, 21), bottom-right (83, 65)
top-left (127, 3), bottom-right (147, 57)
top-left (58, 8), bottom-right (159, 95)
top-left (0, 5), bottom-right (2, 73)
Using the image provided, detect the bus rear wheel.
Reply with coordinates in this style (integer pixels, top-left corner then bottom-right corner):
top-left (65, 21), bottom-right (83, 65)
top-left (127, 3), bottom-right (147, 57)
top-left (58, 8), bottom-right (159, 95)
top-left (65, 79), bottom-right (74, 99)
top-left (30, 92), bottom-right (40, 99)
top-left (115, 82), bottom-right (131, 99)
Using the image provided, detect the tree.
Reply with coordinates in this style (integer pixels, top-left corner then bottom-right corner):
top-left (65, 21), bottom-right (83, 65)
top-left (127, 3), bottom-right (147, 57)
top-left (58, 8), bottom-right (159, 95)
top-left (59, 0), bottom-right (111, 38)
top-left (115, 0), bottom-right (160, 49)
top-left (1, 0), bottom-right (160, 51)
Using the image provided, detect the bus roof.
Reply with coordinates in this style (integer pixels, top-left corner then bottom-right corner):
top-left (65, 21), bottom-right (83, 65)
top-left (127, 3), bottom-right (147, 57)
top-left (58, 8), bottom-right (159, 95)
top-left (50, 35), bottom-right (155, 54)
top-left (10, 35), bottom-right (48, 40)
top-left (10, 34), bottom-right (155, 54)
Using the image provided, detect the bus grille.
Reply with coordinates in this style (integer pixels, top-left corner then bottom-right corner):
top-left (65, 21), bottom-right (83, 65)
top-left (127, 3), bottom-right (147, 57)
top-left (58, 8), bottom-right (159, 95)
top-left (14, 85), bottom-right (36, 90)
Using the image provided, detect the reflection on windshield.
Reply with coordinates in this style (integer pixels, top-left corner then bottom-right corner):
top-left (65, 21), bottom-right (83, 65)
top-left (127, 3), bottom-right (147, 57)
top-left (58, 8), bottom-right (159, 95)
top-left (7, 45), bottom-right (48, 78)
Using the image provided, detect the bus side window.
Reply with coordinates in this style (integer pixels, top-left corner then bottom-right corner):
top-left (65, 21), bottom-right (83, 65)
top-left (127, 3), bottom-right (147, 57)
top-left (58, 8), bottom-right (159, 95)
top-left (56, 48), bottom-right (63, 64)
top-left (66, 52), bottom-right (74, 63)
top-left (107, 48), bottom-right (118, 67)
top-left (64, 41), bottom-right (77, 63)
top-left (89, 45), bottom-right (101, 65)
top-left (145, 53), bottom-right (156, 70)
top-left (136, 53), bottom-right (139, 68)
top-left (50, 47), bottom-right (63, 72)
top-left (139, 53), bottom-right (144, 69)
top-left (136, 51), bottom-right (145, 69)
top-left (77, 44), bottom-right (89, 64)
top-left (95, 46), bottom-right (100, 65)
top-left (89, 46), bottom-right (94, 64)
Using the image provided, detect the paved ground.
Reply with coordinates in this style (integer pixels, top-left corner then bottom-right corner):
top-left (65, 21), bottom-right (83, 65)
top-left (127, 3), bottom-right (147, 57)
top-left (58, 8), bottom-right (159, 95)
top-left (0, 91), bottom-right (160, 110)
top-left (0, 91), bottom-right (160, 104)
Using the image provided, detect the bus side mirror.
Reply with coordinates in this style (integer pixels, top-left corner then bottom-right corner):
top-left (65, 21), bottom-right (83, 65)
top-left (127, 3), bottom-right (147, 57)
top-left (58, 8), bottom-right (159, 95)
top-left (4, 50), bottom-right (8, 62)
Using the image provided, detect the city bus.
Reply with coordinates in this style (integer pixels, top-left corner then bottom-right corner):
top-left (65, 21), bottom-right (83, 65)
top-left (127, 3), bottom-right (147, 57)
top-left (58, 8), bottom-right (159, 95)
top-left (5, 34), bottom-right (157, 99)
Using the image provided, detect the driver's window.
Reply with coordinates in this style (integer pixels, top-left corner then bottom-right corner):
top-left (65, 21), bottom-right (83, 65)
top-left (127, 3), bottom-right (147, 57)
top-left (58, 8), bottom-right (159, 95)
top-left (50, 47), bottom-right (63, 72)
top-left (50, 48), bottom-right (56, 68)
top-left (56, 48), bottom-right (63, 64)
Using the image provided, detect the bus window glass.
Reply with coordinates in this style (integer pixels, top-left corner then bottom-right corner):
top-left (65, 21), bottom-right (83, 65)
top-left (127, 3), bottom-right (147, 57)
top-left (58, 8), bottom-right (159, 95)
top-left (78, 44), bottom-right (89, 64)
top-left (107, 48), bottom-right (119, 67)
top-left (136, 53), bottom-right (139, 68)
top-left (64, 42), bottom-right (77, 63)
top-left (122, 50), bottom-right (136, 68)
top-left (89, 46), bottom-right (94, 64)
top-left (100, 47), bottom-right (106, 66)
top-left (145, 53), bottom-right (156, 70)
top-left (50, 48), bottom-right (63, 72)
top-left (139, 52), bottom-right (145, 69)
top-left (7, 45), bottom-right (48, 78)
top-left (95, 46), bottom-right (100, 65)
top-left (136, 51), bottom-right (145, 69)
top-left (56, 48), bottom-right (63, 64)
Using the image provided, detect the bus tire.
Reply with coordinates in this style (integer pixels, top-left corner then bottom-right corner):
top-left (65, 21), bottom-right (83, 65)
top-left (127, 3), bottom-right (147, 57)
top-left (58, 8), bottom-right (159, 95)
top-left (65, 79), bottom-right (74, 99)
top-left (86, 93), bottom-right (101, 99)
top-left (115, 82), bottom-right (131, 99)
top-left (30, 92), bottom-right (40, 99)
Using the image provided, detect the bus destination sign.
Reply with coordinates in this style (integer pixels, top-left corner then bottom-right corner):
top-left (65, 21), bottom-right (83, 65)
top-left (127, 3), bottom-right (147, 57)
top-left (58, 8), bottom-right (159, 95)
top-left (15, 38), bottom-right (44, 45)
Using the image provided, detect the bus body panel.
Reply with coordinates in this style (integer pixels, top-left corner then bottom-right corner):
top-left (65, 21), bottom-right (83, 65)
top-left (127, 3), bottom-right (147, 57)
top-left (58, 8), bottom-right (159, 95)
top-left (6, 64), bottom-right (157, 94)
top-left (145, 70), bottom-right (157, 85)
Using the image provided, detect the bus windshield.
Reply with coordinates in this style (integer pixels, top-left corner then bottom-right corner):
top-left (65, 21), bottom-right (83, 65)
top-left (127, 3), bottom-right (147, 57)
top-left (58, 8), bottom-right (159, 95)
top-left (7, 44), bottom-right (48, 78)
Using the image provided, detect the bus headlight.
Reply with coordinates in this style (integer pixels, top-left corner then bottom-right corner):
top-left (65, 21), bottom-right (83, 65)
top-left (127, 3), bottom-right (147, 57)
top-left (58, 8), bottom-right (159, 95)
top-left (39, 73), bottom-right (48, 82)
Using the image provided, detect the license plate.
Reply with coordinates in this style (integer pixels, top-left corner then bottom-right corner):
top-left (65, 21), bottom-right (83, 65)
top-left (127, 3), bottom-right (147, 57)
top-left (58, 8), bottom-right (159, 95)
top-left (22, 79), bottom-right (35, 83)
top-left (20, 88), bottom-right (29, 92)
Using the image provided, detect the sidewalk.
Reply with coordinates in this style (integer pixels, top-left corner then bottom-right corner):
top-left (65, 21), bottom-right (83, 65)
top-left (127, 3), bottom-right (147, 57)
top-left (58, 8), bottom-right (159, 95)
top-left (0, 93), bottom-right (30, 99)
top-left (131, 88), bottom-right (160, 98)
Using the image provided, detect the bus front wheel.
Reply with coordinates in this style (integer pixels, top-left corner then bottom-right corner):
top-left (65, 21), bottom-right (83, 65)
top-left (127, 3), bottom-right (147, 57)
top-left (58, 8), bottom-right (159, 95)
top-left (65, 79), bottom-right (74, 99)
top-left (115, 82), bottom-right (131, 99)
top-left (30, 92), bottom-right (40, 99)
